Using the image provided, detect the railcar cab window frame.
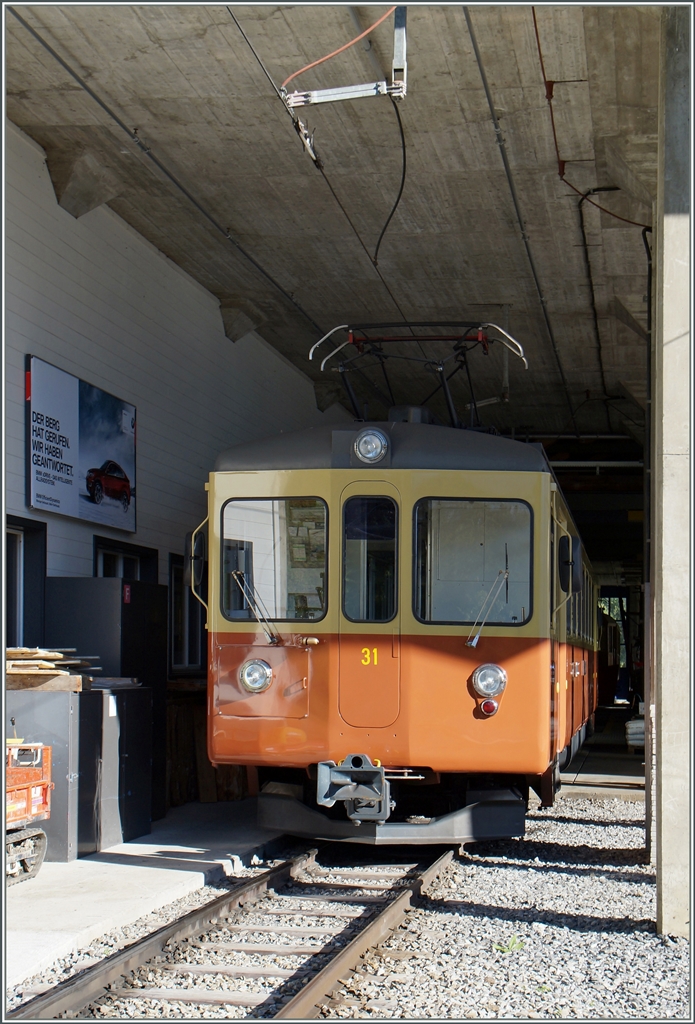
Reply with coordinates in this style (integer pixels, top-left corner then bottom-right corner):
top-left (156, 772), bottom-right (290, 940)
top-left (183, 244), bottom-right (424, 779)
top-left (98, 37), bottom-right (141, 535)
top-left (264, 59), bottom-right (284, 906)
top-left (413, 497), bottom-right (533, 626)
top-left (221, 497), bottom-right (328, 623)
top-left (342, 496), bottom-right (398, 623)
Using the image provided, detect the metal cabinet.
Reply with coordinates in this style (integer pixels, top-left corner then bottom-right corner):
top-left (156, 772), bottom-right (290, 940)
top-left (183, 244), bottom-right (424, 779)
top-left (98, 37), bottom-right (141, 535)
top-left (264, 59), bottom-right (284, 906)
top-left (78, 686), bottom-right (152, 854)
top-left (44, 577), bottom-right (167, 820)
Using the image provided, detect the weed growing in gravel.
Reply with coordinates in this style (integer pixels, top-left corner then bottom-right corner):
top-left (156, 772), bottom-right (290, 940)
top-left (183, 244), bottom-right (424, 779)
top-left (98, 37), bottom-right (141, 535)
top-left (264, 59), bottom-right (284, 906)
top-left (493, 935), bottom-right (525, 953)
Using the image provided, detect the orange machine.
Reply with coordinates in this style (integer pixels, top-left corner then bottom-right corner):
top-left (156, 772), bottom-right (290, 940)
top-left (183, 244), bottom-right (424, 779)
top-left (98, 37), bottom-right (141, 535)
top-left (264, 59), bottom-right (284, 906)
top-left (192, 409), bottom-right (597, 843)
top-left (6, 742), bottom-right (53, 883)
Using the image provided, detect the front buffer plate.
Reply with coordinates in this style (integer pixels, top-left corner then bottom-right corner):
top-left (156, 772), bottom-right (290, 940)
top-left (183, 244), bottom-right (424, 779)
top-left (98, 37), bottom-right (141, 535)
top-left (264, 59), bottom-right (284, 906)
top-left (316, 753), bottom-right (392, 822)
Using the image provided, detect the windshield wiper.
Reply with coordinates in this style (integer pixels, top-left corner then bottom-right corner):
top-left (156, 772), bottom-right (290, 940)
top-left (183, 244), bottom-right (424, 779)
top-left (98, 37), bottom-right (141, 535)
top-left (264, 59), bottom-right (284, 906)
top-left (466, 568), bottom-right (510, 648)
top-left (231, 570), bottom-right (280, 645)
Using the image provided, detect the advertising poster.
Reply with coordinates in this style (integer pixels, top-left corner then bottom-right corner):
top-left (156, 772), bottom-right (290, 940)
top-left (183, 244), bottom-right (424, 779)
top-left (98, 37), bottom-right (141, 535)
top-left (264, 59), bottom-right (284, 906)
top-left (27, 356), bottom-right (136, 531)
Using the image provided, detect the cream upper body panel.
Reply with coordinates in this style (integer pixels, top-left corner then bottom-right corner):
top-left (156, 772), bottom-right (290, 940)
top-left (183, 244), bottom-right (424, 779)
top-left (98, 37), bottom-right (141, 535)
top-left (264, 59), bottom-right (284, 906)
top-left (207, 468), bottom-right (552, 639)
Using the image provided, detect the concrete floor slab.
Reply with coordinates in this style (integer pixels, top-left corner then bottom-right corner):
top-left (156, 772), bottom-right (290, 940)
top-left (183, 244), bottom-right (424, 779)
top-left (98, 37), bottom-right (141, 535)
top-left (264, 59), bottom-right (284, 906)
top-left (560, 706), bottom-right (645, 800)
top-left (5, 799), bottom-right (282, 989)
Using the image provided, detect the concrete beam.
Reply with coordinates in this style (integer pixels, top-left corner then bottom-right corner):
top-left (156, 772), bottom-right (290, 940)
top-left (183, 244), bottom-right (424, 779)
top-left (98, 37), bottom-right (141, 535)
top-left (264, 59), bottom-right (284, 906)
top-left (617, 380), bottom-right (648, 413)
top-left (652, 5), bottom-right (690, 939)
top-left (611, 296), bottom-right (648, 342)
top-left (597, 133), bottom-right (658, 209)
top-left (220, 300), bottom-right (266, 343)
top-left (313, 379), bottom-right (345, 413)
top-left (45, 148), bottom-right (122, 218)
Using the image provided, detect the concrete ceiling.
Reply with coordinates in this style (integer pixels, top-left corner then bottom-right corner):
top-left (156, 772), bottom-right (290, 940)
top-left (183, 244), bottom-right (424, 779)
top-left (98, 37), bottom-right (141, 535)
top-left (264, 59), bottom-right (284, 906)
top-left (5, 4), bottom-right (661, 577)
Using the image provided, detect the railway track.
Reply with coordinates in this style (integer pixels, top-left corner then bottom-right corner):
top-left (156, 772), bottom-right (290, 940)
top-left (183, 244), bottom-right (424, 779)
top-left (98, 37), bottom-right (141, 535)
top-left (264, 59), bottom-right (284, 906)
top-left (8, 846), bottom-right (454, 1020)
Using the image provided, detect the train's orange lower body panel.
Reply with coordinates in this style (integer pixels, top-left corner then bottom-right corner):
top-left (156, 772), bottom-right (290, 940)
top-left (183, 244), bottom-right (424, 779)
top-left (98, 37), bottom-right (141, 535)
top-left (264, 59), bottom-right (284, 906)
top-left (558, 642), bottom-right (598, 751)
top-left (209, 632), bottom-right (556, 776)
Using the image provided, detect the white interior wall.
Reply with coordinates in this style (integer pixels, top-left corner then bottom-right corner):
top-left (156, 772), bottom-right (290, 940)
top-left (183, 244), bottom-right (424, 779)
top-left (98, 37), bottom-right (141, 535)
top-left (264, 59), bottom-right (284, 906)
top-left (4, 120), bottom-right (348, 584)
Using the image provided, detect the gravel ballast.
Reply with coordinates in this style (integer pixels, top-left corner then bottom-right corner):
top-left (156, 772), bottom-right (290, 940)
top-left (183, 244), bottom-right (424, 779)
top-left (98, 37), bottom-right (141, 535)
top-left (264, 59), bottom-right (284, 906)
top-left (318, 797), bottom-right (689, 1019)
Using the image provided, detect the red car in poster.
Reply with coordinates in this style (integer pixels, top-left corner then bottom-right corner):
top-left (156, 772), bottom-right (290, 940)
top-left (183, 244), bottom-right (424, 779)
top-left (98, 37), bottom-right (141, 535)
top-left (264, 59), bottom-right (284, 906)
top-left (86, 461), bottom-right (131, 510)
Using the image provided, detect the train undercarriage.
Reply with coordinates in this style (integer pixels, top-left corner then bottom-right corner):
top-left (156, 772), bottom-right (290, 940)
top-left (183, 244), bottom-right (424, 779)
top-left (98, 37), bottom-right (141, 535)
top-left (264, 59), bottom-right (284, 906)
top-left (255, 759), bottom-right (536, 844)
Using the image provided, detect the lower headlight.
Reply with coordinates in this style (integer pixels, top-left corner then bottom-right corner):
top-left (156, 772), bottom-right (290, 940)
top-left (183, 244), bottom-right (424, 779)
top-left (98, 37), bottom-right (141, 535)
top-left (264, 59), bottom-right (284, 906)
top-left (472, 663), bottom-right (507, 697)
top-left (239, 659), bottom-right (273, 693)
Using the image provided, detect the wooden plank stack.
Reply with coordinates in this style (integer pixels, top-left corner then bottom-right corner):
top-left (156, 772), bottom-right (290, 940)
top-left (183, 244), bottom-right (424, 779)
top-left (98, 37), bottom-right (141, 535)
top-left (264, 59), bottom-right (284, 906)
top-left (5, 648), bottom-right (97, 692)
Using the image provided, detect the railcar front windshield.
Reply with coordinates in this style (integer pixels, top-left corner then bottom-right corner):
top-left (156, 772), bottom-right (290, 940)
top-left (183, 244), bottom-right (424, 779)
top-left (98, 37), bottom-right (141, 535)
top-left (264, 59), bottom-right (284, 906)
top-left (222, 498), bottom-right (327, 621)
top-left (414, 498), bottom-right (532, 625)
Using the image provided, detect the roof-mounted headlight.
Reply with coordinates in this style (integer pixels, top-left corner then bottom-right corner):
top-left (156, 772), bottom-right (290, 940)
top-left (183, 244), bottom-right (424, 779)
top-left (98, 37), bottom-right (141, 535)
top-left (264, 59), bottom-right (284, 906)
top-left (472, 663), bottom-right (507, 697)
top-left (354, 429), bottom-right (388, 464)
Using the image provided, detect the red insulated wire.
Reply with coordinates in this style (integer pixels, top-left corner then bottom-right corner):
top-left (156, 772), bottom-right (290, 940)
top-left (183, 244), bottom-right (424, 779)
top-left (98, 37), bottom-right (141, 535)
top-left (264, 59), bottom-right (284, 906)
top-left (531, 7), bottom-right (650, 230)
top-left (281, 6), bottom-right (397, 89)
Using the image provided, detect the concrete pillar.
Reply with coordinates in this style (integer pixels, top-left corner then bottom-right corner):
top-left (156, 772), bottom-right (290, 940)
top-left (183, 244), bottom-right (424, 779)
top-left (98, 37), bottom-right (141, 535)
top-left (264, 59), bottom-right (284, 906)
top-left (652, 6), bottom-right (690, 938)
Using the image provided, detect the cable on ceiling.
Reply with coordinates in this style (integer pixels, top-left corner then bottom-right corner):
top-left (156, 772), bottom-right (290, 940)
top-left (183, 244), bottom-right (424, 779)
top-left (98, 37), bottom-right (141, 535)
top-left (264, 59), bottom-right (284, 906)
top-left (462, 6), bottom-right (578, 435)
top-left (532, 5), bottom-right (654, 460)
top-left (281, 6), bottom-right (397, 89)
top-left (244, 5), bottom-right (407, 273)
top-left (9, 5), bottom-right (326, 338)
top-left (373, 99), bottom-right (407, 267)
top-left (531, 7), bottom-right (651, 230)
top-left (578, 186), bottom-right (620, 421)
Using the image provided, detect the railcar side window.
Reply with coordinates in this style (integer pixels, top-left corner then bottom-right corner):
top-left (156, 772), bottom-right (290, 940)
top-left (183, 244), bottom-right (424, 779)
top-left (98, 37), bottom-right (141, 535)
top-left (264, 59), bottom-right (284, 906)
top-left (222, 498), bottom-right (327, 621)
top-left (414, 498), bottom-right (532, 625)
top-left (343, 497), bottom-right (397, 622)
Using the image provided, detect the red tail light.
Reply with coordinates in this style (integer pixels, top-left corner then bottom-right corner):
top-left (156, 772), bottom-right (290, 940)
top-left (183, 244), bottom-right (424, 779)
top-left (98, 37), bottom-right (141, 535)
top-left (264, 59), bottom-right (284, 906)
top-left (480, 699), bottom-right (498, 716)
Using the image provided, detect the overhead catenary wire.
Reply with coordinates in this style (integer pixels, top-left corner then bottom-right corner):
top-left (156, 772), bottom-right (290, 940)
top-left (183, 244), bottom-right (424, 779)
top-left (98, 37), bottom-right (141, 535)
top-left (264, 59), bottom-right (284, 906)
top-left (228, 7), bottom-right (404, 273)
top-left (276, 5), bottom-right (408, 269)
top-left (9, 5), bottom-right (326, 338)
top-left (229, 6), bottom-right (421, 380)
top-left (462, 6), bottom-right (578, 434)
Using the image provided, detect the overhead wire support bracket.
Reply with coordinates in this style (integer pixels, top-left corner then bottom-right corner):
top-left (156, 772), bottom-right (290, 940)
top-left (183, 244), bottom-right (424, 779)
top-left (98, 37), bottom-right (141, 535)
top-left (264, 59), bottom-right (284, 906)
top-left (282, 6), bottom-right (407, 110)
top-left (285, 79), bottom-right (404, 108)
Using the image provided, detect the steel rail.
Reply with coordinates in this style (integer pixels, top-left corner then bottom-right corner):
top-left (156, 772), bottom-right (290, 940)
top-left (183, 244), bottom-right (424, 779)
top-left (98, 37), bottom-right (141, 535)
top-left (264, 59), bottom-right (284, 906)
top-left (274, 849), bottom-right (453, 1019)
top-left (9, 848), bottom-right (455, 1020)
top-left (7, 851), bottom-right (317, 1020)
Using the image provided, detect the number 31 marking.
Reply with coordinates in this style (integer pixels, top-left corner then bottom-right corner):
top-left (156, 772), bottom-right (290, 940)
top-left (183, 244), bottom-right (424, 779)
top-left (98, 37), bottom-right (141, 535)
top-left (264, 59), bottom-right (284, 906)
top-left (361, 647), bottom-right (378, 666)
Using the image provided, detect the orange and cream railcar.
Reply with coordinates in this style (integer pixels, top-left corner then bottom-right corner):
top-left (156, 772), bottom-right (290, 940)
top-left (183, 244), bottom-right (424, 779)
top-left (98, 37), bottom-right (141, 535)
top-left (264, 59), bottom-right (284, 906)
top-left (194, 411), bottom-right (598, 844)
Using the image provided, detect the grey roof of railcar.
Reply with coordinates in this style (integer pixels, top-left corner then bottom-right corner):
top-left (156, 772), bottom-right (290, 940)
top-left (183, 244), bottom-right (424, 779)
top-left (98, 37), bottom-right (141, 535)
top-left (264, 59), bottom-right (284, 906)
top-left (214, 421), bottom-right (550, 473)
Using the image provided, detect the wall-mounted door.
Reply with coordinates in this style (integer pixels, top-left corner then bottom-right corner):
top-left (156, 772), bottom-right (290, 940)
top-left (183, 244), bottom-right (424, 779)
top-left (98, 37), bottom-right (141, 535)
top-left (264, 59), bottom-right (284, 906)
top-left (338, 482), bottom-right (400, 729)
